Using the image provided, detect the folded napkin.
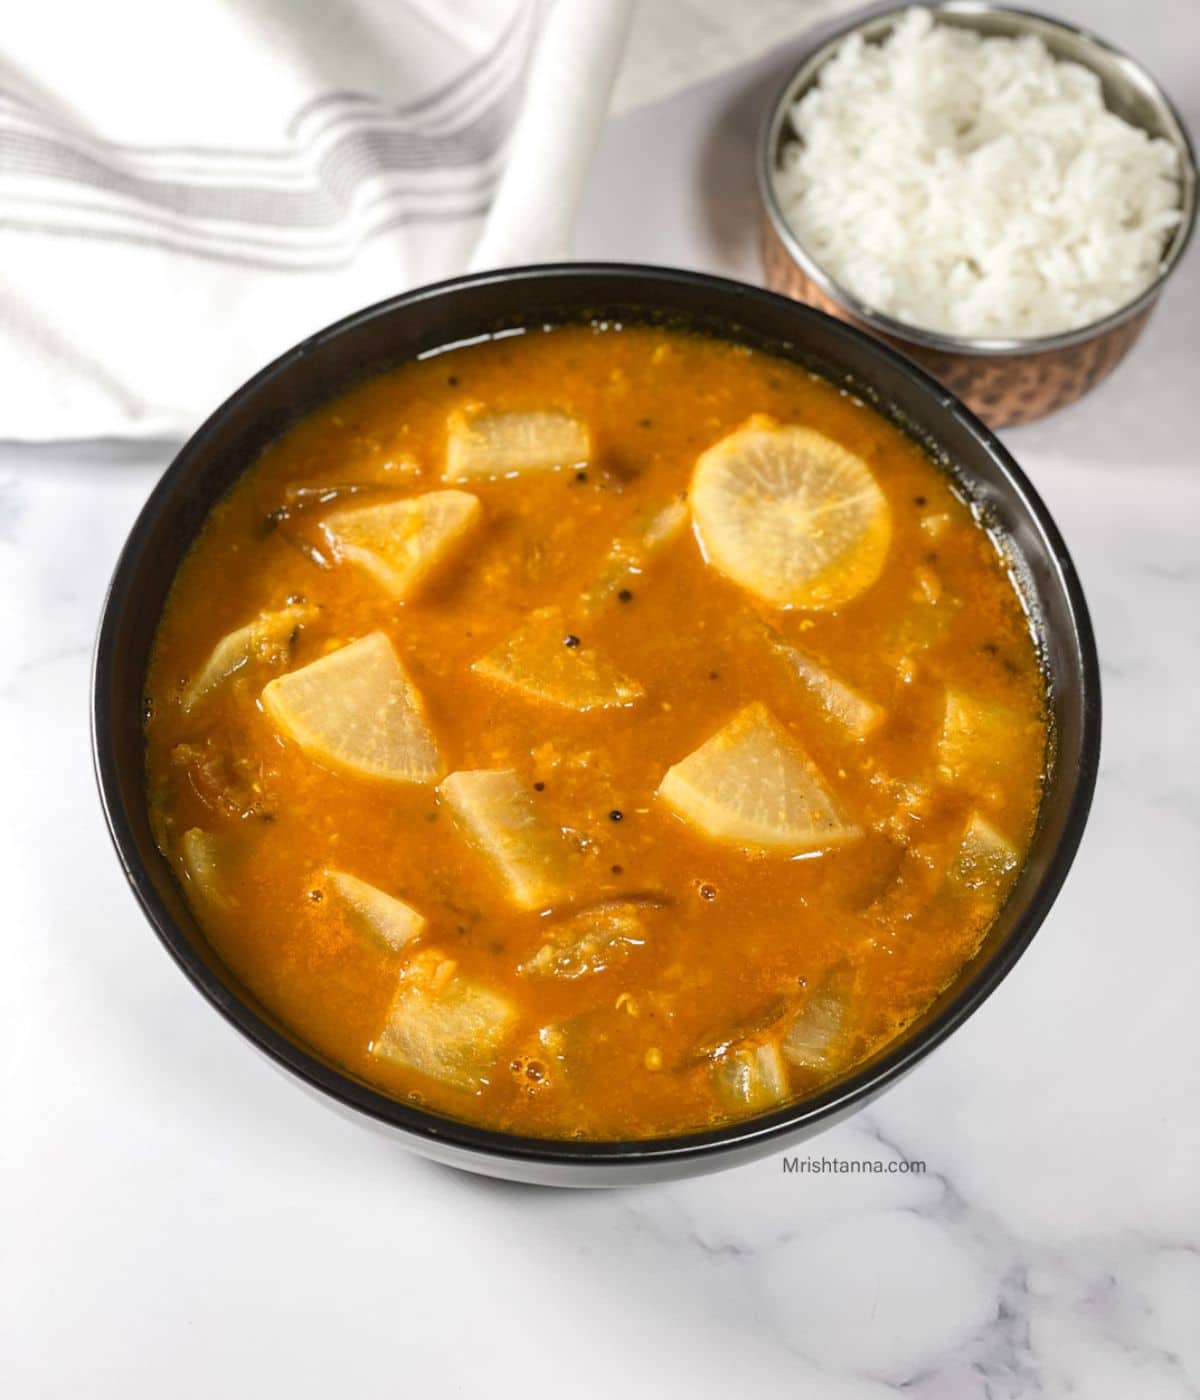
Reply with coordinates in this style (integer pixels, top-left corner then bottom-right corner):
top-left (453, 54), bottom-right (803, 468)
top-left (0, 0), bottom-right (850, 441)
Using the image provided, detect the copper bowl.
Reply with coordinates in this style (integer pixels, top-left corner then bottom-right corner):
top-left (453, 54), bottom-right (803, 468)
top-left (758, 2), bottom-right (1198, 427)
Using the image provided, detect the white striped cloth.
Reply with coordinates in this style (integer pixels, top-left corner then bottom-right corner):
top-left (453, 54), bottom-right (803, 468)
top-left (0, 0), bottom-right (849, 440)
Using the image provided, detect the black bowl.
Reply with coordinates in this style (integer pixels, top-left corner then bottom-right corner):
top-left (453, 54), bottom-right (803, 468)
top-left (93, 264), bottom-right (1100, 1185)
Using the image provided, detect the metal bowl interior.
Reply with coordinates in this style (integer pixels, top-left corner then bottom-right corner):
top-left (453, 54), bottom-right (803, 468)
top-left (92, 264), bottom-right (1101, 1185)
top-left (758, 0), bottom-right (1199, 357)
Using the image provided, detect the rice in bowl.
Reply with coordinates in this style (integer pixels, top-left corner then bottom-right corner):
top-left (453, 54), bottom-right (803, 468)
top-left (773, 6), bottom-right (1184, 340)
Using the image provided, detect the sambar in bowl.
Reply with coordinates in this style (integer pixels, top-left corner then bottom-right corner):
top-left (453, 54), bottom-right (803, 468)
top-left (94, 266), bottom-right (1099, 1183)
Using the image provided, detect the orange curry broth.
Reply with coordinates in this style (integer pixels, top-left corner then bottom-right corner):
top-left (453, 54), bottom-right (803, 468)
top-left (145, 324), bottom-right (1047, 1140)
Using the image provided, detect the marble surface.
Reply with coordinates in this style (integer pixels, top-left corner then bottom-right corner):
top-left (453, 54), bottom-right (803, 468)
top-left (3, 2), bottom-right (1198, 1395)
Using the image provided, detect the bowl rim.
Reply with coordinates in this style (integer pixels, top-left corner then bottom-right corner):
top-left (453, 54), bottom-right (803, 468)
top-left (757, 0), bottom-right (1199, 357)
top-left (92, 261), bottom-right (1102, 1174)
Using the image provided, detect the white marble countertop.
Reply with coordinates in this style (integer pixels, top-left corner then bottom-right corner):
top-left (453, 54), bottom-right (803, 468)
top-left (3, 2), bottom-right (1198, 1395)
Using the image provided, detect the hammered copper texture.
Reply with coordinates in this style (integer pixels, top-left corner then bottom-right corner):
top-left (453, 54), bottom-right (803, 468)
top-left (761, 217), bottom-right (1155, 428)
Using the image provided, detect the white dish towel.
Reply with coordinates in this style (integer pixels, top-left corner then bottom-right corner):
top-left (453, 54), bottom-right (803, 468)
top-left (0, 0), bottom-right (849, 440)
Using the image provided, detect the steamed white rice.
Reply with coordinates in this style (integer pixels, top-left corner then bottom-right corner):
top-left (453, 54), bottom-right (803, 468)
top-left (773, 7), bottom-right (1183, 339)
